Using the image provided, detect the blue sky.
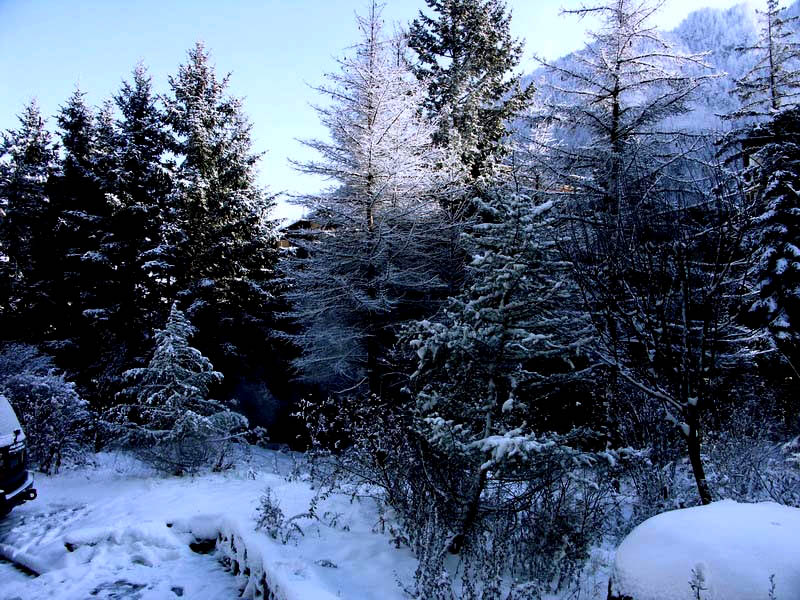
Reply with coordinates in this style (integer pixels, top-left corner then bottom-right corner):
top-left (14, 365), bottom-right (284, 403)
top-left (0, 0), bottom-right (749, 221)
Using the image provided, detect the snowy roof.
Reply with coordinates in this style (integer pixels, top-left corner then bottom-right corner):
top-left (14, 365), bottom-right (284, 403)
top-left (0, 395), bottom-right (25, 447)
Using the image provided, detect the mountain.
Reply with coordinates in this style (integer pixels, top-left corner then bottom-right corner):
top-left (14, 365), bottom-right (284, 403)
top-left (523, 1), bottom-right (800, 133)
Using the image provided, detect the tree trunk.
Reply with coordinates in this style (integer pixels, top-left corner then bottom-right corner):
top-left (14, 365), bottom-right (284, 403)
top-left (448, 466), bottom-right (487, 554)
top-left (686, 418), bottom-right (713, 505)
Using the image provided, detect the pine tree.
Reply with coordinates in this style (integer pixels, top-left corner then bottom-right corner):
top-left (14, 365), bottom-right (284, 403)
top-left (748, 108), bottom-right (800, 373)
top-left (109, 65), bottom-right (173, 357)
top-left (407, 189), bottom-right (592, 553)
top-left (733, 0), bottom-right (800, 118)
top-left (408, 0), bottom-right (532, 181)
top-left (114, 303), bottom-right (246, 473)
top-left (289, 4), bottom-right (460, 395)
top-left (163, 43), bottom-right (278, 388)
top-left (0, 101), bottom-right (59, 340)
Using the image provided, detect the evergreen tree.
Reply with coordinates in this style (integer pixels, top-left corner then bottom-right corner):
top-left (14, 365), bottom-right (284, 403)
top-left (408, 0), bottom-right (532, 181)
top-left (733, 0), bottom-right (800, 118)
top-left (109, 65), bottom-right (173, 359)
top-left (163, 43), bottom-right (278, 389)
top-left (0, 101), bottom-right (59, 340)
top-left (289, 4), bottom-right (460, 395)
top-left (92, 100), bottom-right (119, 193)
top-left (407, 189), bottom-right (592, 554)
top-left (113, 303), bottom-right (246, 473)
top-left (49, 89), bottom-right (126, 406)
top-left (748, 108), bottom-right (800, 374)
top-left (51, 89), bottom-right (114, 347)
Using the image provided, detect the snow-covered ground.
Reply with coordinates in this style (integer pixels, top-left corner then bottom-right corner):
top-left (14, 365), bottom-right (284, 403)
top-left (610, 500), bottom-right (800, 600)
top-left (0, 450), bottom-right (417, 600)
top-left (8, 450), bottom-right (794, 600)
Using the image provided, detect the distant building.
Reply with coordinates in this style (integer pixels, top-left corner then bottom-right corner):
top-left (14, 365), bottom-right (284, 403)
top-left (277, 218), bottom-right (333, 256)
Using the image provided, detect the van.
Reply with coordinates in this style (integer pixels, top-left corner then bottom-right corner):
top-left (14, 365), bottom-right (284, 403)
top-left (0, 395), bottom-right (36, 516)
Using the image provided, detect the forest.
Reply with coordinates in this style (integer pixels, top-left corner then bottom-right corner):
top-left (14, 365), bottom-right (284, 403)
top-left (1, 0), bottom-right (800, 598)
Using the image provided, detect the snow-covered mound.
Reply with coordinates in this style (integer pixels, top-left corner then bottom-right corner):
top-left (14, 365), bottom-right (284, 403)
top-left (609, 500), bottom-right (800, 600)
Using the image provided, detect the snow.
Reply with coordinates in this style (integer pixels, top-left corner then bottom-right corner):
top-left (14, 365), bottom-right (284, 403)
top-left (0, 395), bottom-right (24, 447)
top-left (0, 450), bottom-right (417, 600)
top-left (610, 500), bottom-right (800, 600)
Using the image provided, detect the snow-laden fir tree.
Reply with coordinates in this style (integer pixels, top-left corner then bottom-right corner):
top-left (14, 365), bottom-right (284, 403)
top-left (409, 0), bottom-right (532, 182)
top-left (748, 108), bottom-right (800, 376)
top-left (404, 187), bottom-right (598, 594)
top-left (48, 89), bottom-right (141, 409)
top-left (0, 101), bottom-right (59, 340)
top-left (84, 64), bottom-right (175, 405)
top-left (113, 303), bottom-right (246, 474)
top-left (49, 88), bottom-right (120, 359)
top-left (289, 3), bottom-right (462, 395)
top-left (162, 43), bottom-right (278, 388)
top-left (108, 64), bottom-right (173, 353)
top-left (733, 0), bottom-right (800, 119)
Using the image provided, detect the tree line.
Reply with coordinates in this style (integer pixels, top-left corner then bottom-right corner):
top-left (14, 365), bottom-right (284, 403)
top-left (2, 0), bottom-right (800, 596)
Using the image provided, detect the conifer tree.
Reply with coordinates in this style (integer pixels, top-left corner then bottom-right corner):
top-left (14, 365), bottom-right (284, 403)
top-left (0, 101), bottom-right (59, 340)
top-left (407, 189), bottom-right (592, 553)
top-left (114, 303), bottom-right (246, 473)
top-left (748, 108), bottom-right (800, 374)
top-left (110, 65), bottom-right (173, 352)
top-left (289, 4), bottom-right (460, 395)
top-left (733, 0), bottom-right (800, 118)
top-left (51, 89), bottom-right (114, 345)
top-left (409, 0), bottom-right (532, 181)
top-left (48, 89), bottom-right (126, 405)
top-left (162, 43), bottom-right (278, 387)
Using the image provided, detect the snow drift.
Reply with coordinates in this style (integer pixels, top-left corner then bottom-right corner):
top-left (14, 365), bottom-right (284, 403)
top-left (609, 500), bottom-right (800, 600)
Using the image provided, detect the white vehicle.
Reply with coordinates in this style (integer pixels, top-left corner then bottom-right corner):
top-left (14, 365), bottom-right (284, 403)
top-left (0, 395), bottom-right (36, 516)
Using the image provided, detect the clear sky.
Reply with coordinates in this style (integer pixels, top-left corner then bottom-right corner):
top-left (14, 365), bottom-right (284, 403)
top-left (0, 0), bottom-right (754, 221)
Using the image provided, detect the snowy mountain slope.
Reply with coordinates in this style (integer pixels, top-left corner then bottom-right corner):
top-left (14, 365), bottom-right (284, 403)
top-left (524, 1), bottom-right (800, 132)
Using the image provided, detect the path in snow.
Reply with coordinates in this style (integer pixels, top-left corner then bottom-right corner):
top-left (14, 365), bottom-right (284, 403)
top-left (0, 451), bottom-right (418, 600)
top-left (0, 559), bottom-right (32, 585)
top-left (0, 495), bottom-right (242, 600)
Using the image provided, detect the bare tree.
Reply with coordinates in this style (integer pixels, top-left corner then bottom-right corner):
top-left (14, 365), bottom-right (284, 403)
top-left (531, 0), bottom-right (741, 505)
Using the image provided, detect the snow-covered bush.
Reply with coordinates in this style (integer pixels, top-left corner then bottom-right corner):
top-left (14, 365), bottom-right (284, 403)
top-left (0, 344), bottom-right (89, 474)
top-left (0, 344), bottom-right (55, 380)
top-left (254, 486), bottom-right (309, 545)
top-left (110, 303), bottom-right (248, 475)
top-left (255, 487), bottom-right (287, 540)
top-left (704, 402), bottom-right (800, 507)
top-left (614, 394), bottom-right (698, 526)
top-left (300, 391), bottom-right (620, 599)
